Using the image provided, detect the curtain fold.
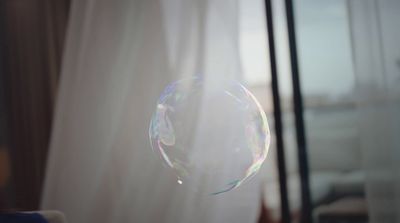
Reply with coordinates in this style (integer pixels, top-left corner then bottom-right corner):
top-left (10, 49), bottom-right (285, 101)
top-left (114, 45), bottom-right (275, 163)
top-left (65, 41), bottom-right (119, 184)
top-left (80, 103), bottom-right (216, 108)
top-left (1, 0), bottom-right (70, 209)
top-left (42, 0), bottom-right (262, 222)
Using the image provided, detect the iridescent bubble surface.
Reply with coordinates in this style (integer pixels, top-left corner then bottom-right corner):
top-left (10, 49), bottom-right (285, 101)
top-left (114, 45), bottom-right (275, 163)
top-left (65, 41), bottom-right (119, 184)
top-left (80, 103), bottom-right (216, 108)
top-left (149, 77), bottom-right (270, 195)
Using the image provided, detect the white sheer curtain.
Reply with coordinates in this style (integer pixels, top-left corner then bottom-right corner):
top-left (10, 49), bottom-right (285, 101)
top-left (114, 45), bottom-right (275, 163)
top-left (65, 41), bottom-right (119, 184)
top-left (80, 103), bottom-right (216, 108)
top-left (41, 0), bottom-right (263, 222)
top-left (349, 0), bottom-right (400, 222)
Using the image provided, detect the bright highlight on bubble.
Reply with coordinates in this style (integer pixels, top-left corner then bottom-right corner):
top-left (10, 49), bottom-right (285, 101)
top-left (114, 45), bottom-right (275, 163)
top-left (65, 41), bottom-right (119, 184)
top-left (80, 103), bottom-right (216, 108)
top-left (149, 77), bottom-right (270, 195)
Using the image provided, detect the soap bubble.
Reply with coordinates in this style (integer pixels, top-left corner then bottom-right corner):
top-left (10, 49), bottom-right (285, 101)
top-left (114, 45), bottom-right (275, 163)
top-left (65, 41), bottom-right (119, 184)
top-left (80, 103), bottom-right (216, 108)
top-left (149, 77), bottom-right (270, 195)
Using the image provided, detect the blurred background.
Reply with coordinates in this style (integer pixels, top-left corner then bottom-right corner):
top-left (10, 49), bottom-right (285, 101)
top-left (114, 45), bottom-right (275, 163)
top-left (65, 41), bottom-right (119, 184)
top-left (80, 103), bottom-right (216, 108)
top-left (0, 0), bottom-right (399, 223)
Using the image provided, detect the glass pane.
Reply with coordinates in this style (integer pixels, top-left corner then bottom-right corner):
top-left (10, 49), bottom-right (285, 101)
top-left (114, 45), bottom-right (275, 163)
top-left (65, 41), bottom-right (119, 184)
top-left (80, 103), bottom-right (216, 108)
top-left (294, 0), bottom-right (365, 221)
top-left (294, 2), bottom-right (359, 218)
top-left (292, 0), bottom-right (400, 222)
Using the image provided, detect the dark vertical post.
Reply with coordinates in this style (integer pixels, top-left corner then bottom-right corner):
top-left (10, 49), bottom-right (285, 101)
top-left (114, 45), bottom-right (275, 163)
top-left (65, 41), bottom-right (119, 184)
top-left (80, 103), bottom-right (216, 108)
top-left (264, 0), bottom-right (290, 222)
top-left (283, 0), bottom-right (312, 222)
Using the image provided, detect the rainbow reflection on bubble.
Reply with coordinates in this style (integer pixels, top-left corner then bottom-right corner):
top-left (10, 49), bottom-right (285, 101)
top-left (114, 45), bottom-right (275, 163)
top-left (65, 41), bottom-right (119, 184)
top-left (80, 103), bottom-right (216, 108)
top-left (149, 77), bottom-right (270, 195)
